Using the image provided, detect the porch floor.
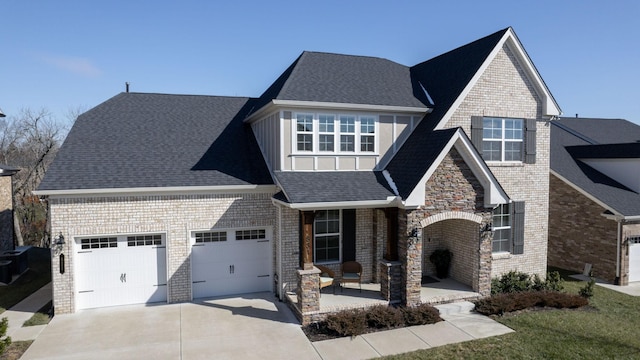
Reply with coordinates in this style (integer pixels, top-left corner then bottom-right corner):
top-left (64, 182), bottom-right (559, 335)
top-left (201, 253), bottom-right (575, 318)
top-left (286, 278), bottom-right (480, 315)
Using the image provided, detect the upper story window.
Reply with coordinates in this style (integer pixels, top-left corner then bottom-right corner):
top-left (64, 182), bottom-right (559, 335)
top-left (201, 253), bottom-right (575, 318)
top-left (471, 116), bottom-right (536, 164)
top-left (294, 112), bottom-right (377, 154)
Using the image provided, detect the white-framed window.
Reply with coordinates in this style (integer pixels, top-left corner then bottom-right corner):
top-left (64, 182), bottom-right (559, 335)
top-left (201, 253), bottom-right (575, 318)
top-left (482, 117), bottom-right (524, 162)
top-left (235, 229), bottom-right (266, 240)
top-left (318, 114), bottom-right (335, 152)
top-left (127, 234), bottom-right (162, 247)
top-left (80, 237), bottom-right (117, 250)
top-left (292, 112), bottom-right (377, 154)
top-left (194, 231), bottom-right (227, 243)
top-left (296, 114), bottom-right (314, 151)
top-left (314, 209), bottom-right (341, 263)
top-left (492, 204), bottom-right (511, 253)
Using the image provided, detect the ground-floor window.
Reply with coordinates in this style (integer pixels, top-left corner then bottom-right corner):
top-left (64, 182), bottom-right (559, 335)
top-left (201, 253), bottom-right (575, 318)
top-left (492, 204), bottom-right (511, 253)
top-left (314, 210), bottom-right (341, 263)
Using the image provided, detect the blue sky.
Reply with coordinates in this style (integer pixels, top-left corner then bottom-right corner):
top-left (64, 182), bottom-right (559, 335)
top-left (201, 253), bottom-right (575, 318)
top-left (1, 1), bottom-right (639, 126)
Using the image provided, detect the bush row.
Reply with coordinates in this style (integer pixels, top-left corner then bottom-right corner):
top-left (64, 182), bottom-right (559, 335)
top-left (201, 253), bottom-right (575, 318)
top-left (491, 270), bottom-right (564, 295)
top-left (323, 304), bottom-right (442, 337)
top-left (474, 290), bottom-right (589, 316)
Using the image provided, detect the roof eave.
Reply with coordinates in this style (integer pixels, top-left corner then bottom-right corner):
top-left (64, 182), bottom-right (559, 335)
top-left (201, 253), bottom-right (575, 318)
top-left (34, 184), bottom-right (278, 198)
top-left (272, 197), bottom-right (402, 210)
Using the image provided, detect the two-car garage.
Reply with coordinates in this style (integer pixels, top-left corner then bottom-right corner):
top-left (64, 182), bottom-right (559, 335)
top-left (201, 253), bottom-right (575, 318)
top-left (74, 228), bottom-right (272, 310)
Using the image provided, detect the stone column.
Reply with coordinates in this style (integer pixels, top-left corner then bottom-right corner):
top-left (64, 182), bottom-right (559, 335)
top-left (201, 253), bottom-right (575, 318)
top-left (477, 222), bottom-right (493, 296)
top-left (379, 260), bottom-right (402, 303)
top-left (400, 210), bottom-right (422, 307)
top-left (296, 267), bottom-right (320, 325)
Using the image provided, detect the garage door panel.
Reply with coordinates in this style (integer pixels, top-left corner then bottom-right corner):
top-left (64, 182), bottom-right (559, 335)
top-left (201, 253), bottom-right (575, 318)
top-left (630, 239), bottom-right (640, 282)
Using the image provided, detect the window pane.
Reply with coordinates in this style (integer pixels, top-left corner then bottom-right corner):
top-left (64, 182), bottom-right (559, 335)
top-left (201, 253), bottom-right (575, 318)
top-left (340, 135), bottom-right (354, 151)
top-left (340, 116), bottom-right (355, 133)
top-left (483, 118), bottom-right (502, 139)
top-left (319, 134), bottom-right (334, 151)
top-left (327, 219), bottom-right (339, 233)
top-left (319, 115), bottom-right (334, 132)
top-left (316, 221), bottom-right (327, 234)
top-left (327, 248), bottom-right (340, 261)
top-left (504, 141), bottom-right (522, 161)
top-left (361, 135), bottom-right (374, 152)
top-left (297, 114), bottom-right (313, 132)
top-left (327, 235), bottom-right (340, 247)
top-left (504, 119), bottom-right (523, 139)
top-left (297, 134), bottom-right (312, 151)
top-left (361, 117), bottom-right (375, 134)
top-left (483, 141), bottom-right (501, 161)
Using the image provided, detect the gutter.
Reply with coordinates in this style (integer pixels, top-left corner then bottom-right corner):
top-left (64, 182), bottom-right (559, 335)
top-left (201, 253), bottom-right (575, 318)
top-left (616, 220), bottom-right (622, 284)
top-left (271, 197), bottom-right (402, 210)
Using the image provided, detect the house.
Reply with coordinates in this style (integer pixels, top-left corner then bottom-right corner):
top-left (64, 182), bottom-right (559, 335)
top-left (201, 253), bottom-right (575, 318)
top-left (549, 117), bottom-right (640, 286)
top-left (0, 164), bottom-right (19, 252)
top-left (35, 27), bottom-right (560, 324)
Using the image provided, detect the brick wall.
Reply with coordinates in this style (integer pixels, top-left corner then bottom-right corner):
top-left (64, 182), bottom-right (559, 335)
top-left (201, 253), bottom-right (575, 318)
top-left (548, 174), bottom-right (619, 283)
top-left (444, 44), bottom-right (549, 278)
top-left (277, 205), bottom-right (300, 295)
top-left (0, 176), bottom-right (13, 251)
top-left (50, 192), bottom-right (276, 314)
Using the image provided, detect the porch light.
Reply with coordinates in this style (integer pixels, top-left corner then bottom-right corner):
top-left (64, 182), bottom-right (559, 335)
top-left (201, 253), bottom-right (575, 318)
top-left (55, 233), bottom-right (65, 245)
top-left (480, 223), bottom-right (492, 233)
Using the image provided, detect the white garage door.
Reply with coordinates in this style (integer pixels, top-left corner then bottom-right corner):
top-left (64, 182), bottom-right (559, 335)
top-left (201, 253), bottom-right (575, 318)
top-left (191, 228), bottom-right (271, 299)
top-left (75, 234), bottom-right (167, 310)
top-left (629, 237), bottom-right (640, 282)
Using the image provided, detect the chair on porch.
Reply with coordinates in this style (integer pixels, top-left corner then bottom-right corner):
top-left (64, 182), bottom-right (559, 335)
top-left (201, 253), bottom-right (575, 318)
top-left (316, 265), bottom-right (336, 295)
top-left (341, 261), bottom-right (362, 292)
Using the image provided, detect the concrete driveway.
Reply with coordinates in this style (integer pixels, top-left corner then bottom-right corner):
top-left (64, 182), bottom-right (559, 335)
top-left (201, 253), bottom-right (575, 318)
top-left (22, 293), bottom-right (320, 360)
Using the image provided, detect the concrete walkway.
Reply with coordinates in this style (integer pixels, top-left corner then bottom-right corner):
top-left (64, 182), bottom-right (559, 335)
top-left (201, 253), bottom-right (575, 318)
top-left (2, 282), bottom-right (52, 341)
top-left (311, 302), bottom-right (513, 359)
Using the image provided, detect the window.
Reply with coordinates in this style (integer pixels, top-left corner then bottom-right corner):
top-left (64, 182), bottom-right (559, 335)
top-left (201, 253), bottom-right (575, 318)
top-left (360, 116), bottom-right (375, 152)
top-left (492, 204), bottom-right (511, 253)
top-left (340, 116), bottom-right (355, 152)
top-left (318, 115), bottom-right (335, 152)
top-left (236, 229), bottom-right (266, 240)
top-left (80, 237), bottom-right (117, 250)
top-left (194, 231), bottom-right (227, 243)
top-left (296, 114), bottom-right (313, 151)
top-left (292, 113), bottom-right (377, 154)
top-left (127, 234), bottom-right (162, 247)
top-left (314, 210), bottom-right (341, 263)
top-left (472, 116), bottom-right (535, 163)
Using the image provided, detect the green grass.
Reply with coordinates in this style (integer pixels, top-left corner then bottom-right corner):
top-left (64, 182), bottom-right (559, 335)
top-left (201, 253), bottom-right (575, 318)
top-left (22, 300), bottom-right (52, 327)
top-left (0, 248), bottom-right (51, 314)
top-left (383, 274), bottom-right (640, 359)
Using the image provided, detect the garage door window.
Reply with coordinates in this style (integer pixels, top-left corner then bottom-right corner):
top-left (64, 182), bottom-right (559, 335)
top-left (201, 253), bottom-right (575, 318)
top-left (195, 231), bottom-right (227, 243)
top-left (629, 236), bottom-right (640, 244)
top-left (80, 237), bottom-right (117, 249)
top-left (236, 229), bottom-right (266, 240)
top-left (127, 234), bottom-right (162, 247)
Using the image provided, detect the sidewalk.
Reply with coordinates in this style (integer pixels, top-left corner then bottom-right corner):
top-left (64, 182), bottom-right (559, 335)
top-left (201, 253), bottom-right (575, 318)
top-left (2, 282), bottom-right (52, 341)
top-left (311, 301), bottom-right (514, 359)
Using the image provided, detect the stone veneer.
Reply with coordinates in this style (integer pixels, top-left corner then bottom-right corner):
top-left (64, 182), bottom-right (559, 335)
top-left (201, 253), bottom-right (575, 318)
top-left (49, 192), bottom-right (276, 314)
top-left (0, 176), bottom-right (13, 252)
top-left (548, 174), bottom-right (639, 285)
top-left (443, 44), bottom-right (550, 279)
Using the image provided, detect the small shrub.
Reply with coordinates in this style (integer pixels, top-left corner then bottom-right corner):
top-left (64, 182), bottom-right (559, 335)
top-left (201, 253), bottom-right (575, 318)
top-left (0, 317), bottom-right (11, 355)
top-left (492, 270), bottom-right (564, 295)
top-left (545, 271), bottom-right (564, 292)
top-left (401, 303), bottom-right (442, 326)
top-left (326, 309), bottom-right (367, 337)
top-left (365, 305), bottom-right (404, 329)
top-left (579, 278), bottom-right (596, 299)
top-left (475, 291), bottom-right (588, 315)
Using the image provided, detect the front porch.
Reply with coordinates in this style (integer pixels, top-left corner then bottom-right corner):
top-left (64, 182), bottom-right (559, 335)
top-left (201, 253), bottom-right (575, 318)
top-left (285, 278), bottom-right (480, 321)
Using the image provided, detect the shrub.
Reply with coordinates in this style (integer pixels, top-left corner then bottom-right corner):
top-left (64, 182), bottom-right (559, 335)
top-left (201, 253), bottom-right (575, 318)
top-left (365, 305), bottom-right (404, 329)
top-left (326, 309), bottom-right (367, 337)
top-left (579, 278), bottom-right (596, 298)
top-left (402, 303), bottom-right (442, 326)
top-left (0, 317), bottom-right (11, 355)
top-left (545, 271), bottom-right (564, 292)
top-left (474, 291), bottom-right (588, 316)
top-left (492, 270), bottom-right (564, 294)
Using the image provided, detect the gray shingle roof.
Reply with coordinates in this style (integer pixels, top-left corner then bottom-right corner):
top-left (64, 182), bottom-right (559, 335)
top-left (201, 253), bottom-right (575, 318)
top-left (551, 118), bottom-right (640, 216)
top-left (253, 51), bottom-right (430, 112)
top-left (274, 171), bottom-right (395, 204)
top-left (38, 93), bottom-right (273, 191)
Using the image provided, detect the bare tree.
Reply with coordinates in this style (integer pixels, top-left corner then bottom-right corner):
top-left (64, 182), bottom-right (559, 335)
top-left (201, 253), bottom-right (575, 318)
top-left (0, 108), bottom-right (66, 247)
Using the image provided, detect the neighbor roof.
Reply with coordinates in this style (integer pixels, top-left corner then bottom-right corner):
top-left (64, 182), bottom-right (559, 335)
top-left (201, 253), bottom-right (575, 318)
top-left (551, 117), bottom-right (640, 216)
top-left (37, 93), bottom-right (273, 191)
top-left (0, 164), bottom-right (19, 176)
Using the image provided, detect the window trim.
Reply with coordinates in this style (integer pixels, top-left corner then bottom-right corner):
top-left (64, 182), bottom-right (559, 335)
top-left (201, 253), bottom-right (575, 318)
top-left (313, 209), bottom-right (342, 264)
top-left (291, 112), bottom-right (378, 155)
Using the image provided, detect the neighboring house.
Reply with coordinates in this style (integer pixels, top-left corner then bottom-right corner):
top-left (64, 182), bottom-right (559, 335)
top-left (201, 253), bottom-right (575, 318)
top-left (35, 27), bottom-right (560, 323)
top-left (0, 164), bottom-right (19, 252)
top-left (549, 117), bottom-right (640, 286)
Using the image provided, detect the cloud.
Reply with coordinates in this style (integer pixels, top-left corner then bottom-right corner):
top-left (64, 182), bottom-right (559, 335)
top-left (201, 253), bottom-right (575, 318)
top-left (39, 53), bottom-right (102, 78)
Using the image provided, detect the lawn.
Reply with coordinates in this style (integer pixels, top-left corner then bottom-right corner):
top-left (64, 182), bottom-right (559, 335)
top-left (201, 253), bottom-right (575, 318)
top-left (383, 274), bottom-right (640, 359)
top-left (0, 247), bottom-right (51, 313)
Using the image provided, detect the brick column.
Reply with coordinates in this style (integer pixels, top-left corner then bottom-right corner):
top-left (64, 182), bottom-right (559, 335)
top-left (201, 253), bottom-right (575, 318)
top-left (400, 210), bottom-right (422, 307)
top-left (379, 260), bottom-right (402, 303)
top-left (477, 222), bottom-right (493, 296)
top-left (296, 267), bottom-right (320, 325)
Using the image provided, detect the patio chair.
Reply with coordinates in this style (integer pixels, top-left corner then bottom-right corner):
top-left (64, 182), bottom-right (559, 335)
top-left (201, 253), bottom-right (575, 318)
top-left (316, 265), bottom-right (336, 295)
top-left (341, 261), bottom-right (362, 292)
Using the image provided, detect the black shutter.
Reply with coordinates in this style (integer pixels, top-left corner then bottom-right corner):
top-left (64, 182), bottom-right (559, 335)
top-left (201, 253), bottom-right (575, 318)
top-left (511, 201), bottom-right (525, 255)
top-left (342, 209), bottom-right (356, 262)
top-left (524, 119), bottom-right (536, 164)
top-left (471, 116), bottom-right (484, 153)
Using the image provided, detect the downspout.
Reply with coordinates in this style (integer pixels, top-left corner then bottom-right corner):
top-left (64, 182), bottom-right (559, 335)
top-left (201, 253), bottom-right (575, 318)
top-left (277, 205), bottom-right (283, 301)
top-left (616, 220), bottom-right (622, 285)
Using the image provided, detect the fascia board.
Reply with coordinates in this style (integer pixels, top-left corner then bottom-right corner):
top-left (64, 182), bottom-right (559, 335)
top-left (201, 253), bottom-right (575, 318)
top-left (34, 185), bottom-right (278, 198)
top-left (272, 100), bottom-right (431, 114)
top-left (278, 197), bottom-right (402, 210)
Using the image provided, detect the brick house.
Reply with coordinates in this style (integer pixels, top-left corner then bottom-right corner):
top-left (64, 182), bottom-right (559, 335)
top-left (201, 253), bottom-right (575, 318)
top-left (36, 27), bottom-right (560, 323)
top-left (0, 164), bottom-right (19, 252)
top-left (549, 117), bottom-right (640, 285)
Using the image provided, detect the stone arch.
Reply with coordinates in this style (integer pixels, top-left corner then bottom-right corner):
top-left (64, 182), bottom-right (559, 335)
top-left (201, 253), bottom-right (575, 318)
top-left (419, 211), bottom-right (483, 228)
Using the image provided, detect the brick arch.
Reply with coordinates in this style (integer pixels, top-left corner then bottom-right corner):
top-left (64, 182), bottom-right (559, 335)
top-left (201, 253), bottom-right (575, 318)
top-left (419, 211), bottom-right (483, 228)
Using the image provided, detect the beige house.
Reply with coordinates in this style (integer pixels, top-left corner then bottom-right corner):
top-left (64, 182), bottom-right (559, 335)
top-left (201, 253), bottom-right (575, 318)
top-left (36, 27), bottom-right (560, 323)
top-left (0, 164), bottom-right (19, 252)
